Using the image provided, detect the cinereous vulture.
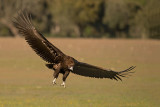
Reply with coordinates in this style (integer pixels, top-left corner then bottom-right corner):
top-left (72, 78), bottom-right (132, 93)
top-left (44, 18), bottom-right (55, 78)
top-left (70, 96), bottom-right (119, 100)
top-left (13, 11), bottom-right (136, 88)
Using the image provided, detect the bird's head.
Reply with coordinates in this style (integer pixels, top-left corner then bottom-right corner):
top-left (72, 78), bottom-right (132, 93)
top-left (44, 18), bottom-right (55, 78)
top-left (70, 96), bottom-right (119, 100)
top-left (66, 56), bottom-right (75, 71)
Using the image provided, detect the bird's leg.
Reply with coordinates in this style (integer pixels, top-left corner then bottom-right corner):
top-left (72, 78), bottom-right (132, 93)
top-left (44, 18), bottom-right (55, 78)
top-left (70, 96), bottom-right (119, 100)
top-left (53, 71), bottom-right (59, 85)
top-left (61, 81), bottom-right (65, 88)
top-left (52, 63), bottom-right (61, 85)
top-left (52, 78), bottom-right (57, 85)
top-left (61, 71), bottom-right (70, 88)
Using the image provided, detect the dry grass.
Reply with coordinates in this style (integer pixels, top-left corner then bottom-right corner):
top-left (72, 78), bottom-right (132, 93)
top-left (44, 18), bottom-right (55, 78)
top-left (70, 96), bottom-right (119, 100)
top-left (0, 37), bottom-right (160, 107)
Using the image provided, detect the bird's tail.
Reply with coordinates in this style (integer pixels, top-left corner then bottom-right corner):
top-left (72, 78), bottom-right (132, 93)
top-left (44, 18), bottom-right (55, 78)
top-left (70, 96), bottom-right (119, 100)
top-left (45, 64), bottom-right (53, 69)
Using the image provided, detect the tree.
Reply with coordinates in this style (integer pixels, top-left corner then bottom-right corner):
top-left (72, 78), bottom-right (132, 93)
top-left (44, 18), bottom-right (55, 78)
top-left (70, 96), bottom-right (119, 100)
top-left (132, 0), bottom-right (160, 39)
top-left (0, 0), bottom-right (43, 37)
top-left (103, 0), bottom-right (130, 38)
top-left (0, 0), bottom-right (21, 36)
top-left (71, 0), bottom-right (104, 37)
top-left (48, 0), bottom-right (104, 37)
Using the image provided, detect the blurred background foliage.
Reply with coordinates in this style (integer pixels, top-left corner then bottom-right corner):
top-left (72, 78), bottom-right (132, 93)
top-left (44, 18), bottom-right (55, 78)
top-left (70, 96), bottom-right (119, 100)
top-left (0, 0), bottom-right (160, 39)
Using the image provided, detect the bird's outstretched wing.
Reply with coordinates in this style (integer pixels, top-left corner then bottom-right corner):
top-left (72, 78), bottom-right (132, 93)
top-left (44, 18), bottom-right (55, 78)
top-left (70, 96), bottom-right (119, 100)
top-left (13, 11), bottom-right (65, 63)
top-left (72, 61), bottom-right (136, 81)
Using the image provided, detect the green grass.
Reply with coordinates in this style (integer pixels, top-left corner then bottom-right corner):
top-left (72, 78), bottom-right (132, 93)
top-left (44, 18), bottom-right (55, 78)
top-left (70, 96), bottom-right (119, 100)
top-left (0, 38), bottom-right (160, 107)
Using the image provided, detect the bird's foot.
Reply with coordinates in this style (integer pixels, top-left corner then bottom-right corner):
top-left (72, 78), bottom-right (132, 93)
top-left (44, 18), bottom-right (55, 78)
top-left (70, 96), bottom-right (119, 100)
top-left (60, 81), bottom-right (66, 88)
top-left (52, 81), bottom-right (57, 85)
top-left (52, 78), bottom-right (57, 85)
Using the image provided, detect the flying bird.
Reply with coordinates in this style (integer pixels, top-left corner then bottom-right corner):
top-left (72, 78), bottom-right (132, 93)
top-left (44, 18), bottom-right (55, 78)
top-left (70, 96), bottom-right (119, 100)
top-left (13, 11), bottom-right (136, 88)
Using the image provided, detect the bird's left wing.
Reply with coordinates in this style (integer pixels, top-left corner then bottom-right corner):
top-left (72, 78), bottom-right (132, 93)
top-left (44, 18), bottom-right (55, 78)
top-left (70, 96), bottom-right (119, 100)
top-left (72, 61), bottom-right (136, 81)
top-left (13, 11), bottom-right (65, 63)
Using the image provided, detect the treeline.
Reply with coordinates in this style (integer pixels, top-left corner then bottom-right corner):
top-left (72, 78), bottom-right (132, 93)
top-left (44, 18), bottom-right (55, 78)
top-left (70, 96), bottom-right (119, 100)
top-left (0, 0), bottom-right (160, 39)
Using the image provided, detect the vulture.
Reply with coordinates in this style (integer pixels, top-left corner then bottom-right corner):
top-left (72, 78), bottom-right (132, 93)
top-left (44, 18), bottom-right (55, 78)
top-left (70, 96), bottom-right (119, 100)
top-left (13, 11), bottom-right (136, 88)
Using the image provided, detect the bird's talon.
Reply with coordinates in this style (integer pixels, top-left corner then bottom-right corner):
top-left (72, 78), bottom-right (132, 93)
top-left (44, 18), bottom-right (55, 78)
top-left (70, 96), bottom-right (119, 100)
top-left (60, 82), bottom-right (66, 88)
top-left (52, 78), bottom-right (57, 85)
top-left (52, 82), bottom-right (57, 85)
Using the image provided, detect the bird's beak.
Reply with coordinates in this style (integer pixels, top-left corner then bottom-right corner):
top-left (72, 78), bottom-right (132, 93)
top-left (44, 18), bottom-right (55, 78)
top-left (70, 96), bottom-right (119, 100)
top-left (69, 66), bottom-right (73, 71)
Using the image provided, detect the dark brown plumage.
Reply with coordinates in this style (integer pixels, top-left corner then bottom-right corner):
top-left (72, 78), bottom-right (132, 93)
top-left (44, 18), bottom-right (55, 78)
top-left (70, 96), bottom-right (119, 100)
top-left (13, 10), bottom-right (136, 88)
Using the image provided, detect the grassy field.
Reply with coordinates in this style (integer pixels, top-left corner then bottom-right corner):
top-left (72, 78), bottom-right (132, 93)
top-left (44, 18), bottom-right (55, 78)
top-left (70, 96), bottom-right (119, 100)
top-left (0, 38), bottom-right (160, 107)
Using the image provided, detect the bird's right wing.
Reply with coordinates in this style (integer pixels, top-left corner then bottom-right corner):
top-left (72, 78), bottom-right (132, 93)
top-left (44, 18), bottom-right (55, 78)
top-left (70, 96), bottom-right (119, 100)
top-left (72, 61), bottom-right (136, 81)
top-left (13, 11), bottom-right (65, 63)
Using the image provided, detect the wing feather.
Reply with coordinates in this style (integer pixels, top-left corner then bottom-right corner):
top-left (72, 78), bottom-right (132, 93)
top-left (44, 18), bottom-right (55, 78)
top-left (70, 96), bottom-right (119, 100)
top-left (72, 61), bottom-right (136, 81)
top-left (13, 10), bottom-right (65, 63)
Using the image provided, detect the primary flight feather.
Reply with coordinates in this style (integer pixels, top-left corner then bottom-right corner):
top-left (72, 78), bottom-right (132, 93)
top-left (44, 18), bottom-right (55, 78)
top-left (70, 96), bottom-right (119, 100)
top-left (13, 11), bottom-right (136, 88)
